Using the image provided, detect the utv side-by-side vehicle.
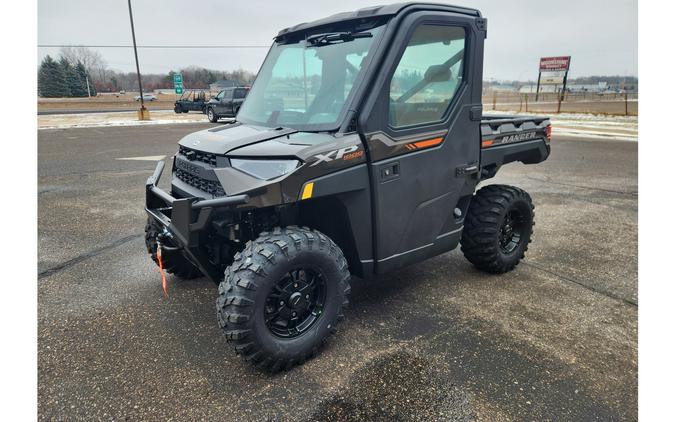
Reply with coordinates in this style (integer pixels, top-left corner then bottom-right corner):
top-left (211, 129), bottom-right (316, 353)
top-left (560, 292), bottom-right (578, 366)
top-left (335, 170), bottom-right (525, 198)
top-left (145, 2), bottom-right (551, 371)
top-left (174, 89), bottom-right (208, 114)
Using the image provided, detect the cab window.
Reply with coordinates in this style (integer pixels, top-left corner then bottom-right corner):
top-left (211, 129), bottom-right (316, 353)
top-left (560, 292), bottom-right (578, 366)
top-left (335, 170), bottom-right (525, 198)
top-left (389, 25), bottom-right (466, 128)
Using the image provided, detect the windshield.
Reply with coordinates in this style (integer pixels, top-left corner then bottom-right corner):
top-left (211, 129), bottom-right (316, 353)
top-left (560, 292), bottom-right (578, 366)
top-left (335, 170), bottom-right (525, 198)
top-left (237, 23), bottom-right (385, 131)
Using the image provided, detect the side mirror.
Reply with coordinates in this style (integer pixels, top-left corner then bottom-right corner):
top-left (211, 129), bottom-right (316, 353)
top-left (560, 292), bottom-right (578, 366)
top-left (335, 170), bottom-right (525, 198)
top-left (424, 64), bottom-right (451, 83)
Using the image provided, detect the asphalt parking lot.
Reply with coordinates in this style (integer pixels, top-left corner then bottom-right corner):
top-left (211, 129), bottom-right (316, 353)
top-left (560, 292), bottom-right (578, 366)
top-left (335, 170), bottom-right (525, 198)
top-left (38, 123), bottom-right (637, 421)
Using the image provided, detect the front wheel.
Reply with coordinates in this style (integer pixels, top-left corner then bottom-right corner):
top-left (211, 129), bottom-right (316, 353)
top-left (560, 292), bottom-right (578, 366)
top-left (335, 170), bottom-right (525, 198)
top-left (216, 226), bottom-right (351, 372)
top-left (460, 185), bottom-right (535, 274)
top-left (207, 107), bottom-right (218, 122)
top-left (174, 104), bottom-right (183, 114)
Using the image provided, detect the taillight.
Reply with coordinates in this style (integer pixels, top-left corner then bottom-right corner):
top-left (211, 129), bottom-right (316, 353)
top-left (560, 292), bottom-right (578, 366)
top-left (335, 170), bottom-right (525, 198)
top-left (545, 125), bottom-right (552, 141)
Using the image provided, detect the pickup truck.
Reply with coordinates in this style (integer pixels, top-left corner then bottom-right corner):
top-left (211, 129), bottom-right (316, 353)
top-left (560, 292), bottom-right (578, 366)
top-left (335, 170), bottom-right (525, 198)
top-left (144, 2), bottom-right (551, 371)
top-left (204, 86), bottom-right (249, 122)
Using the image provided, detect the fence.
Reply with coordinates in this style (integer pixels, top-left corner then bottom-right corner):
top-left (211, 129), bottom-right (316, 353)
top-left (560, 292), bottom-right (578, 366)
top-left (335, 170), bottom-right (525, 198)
top-left (481, 91), bottom-right (638, 116)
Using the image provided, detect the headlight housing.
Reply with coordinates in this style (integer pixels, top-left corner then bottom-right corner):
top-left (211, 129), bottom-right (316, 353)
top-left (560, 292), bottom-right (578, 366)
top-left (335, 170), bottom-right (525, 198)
top-left (229, 158), bottom-right (301, 180)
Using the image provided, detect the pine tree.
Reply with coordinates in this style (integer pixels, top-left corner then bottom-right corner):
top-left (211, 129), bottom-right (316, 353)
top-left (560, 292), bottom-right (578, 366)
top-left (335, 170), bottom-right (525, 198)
top-left (38, 55), bottom-right (70, 97)
top-left (60, 57), bottom-right (86, 97)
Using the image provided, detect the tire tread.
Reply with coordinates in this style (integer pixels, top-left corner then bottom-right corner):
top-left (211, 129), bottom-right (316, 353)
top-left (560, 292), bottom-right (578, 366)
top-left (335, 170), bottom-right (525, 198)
top-left (216, 226), bottom-right (351, 372)
top-left (460, 184), bottom-right (534, 274)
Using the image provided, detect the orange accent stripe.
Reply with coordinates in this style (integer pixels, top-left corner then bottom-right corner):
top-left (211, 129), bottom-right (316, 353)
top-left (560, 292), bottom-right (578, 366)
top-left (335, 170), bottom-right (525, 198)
top-left (481, 140), bottom-right (494, 148)
top-left (412, 137), bottom-right (444, 149)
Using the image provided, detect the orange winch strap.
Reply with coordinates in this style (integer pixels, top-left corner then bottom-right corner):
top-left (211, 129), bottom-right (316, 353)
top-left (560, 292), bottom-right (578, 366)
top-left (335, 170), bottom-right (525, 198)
top-left (157, 245), bottom-right (168, 297)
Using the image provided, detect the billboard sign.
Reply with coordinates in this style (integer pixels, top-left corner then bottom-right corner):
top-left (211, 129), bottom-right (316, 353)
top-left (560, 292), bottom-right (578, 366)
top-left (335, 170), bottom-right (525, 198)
top-left (539, 56), bottom-right (571, 72)
top-left (535, 56), bottom-right (571, 101)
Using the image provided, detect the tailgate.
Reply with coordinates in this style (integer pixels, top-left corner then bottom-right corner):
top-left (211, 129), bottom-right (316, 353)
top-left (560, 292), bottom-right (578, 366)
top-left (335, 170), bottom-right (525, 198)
top-left (478, 115), bottom-right (551, 179)
top-left (480, 115), bottom-right (551, 148)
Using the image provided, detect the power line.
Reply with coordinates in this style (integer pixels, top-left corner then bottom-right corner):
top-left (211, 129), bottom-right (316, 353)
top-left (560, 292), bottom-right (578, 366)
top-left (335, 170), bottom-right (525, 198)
top-left (38, 44), bottom-right (269, 49)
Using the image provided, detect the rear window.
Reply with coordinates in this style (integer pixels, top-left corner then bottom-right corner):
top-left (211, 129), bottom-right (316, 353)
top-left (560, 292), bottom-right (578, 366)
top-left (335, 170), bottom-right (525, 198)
top-left (234, 88), bottom-right (248, 99)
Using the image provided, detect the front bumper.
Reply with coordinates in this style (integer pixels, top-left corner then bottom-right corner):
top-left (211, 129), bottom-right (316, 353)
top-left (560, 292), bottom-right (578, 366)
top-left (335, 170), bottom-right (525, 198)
top-left (145, 161), bottom-right (249, 282)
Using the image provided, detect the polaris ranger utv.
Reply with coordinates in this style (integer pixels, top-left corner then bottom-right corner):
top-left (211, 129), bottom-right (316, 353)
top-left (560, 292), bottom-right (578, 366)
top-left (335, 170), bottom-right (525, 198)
top-left (145, 2), bottom-right (551, 371)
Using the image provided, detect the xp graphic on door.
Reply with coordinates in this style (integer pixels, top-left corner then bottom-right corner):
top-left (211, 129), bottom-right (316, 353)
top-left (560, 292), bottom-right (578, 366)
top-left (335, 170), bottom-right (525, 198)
top-left (144, 3), bottom-right (550, 371)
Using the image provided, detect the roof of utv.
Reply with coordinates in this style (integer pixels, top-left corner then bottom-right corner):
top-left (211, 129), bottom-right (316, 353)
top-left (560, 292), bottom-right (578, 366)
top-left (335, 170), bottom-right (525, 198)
top-left (276, 2), bottom-right (481, 38)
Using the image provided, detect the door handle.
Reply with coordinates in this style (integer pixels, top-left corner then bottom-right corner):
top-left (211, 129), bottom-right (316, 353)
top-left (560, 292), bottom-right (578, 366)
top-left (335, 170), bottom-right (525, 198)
top-left (380, 162), bottom-right (400, 183)
top-left (456, 163), bottom-right (479, 177)
top-left (470, 106), bottom-right (482, 121)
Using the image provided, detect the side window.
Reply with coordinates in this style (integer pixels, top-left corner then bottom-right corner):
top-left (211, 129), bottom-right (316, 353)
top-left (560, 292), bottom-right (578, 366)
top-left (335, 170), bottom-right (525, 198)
top-left (223, 89), bottom-right (233, 100)
top-left (389, 25), bottom-right (466, 128)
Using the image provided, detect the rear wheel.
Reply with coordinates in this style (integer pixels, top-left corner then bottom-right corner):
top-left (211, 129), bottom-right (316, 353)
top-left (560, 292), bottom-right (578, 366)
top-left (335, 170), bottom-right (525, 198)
top-left (144, 218), bottom-right (202, 279)
top-left (216, 226), bottom-right (351, 372)
top-left (207, 107), bottom-right (218, 122)
top-left (460, 185), bottom-right (534, 274)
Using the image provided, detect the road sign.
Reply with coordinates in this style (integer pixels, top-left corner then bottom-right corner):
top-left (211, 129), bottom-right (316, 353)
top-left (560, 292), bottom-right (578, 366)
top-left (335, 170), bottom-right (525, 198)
top-left (173, 74), bottom-right (183, 95)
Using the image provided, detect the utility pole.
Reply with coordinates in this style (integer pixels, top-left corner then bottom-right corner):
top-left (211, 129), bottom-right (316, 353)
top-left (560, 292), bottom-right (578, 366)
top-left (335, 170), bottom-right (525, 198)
top-left (128, 0), bottom-right (149, 120)
top-left (85, 75), bottom-right (91, 99)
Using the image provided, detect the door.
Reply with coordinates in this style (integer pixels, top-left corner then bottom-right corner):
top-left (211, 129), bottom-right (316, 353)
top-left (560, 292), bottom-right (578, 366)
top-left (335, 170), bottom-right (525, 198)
top-left (359, 12), bottom-right (485, 273)
top-left (217, 89), bottom-right (233, 115)
top-left (212, 90), bottom-right (224, 113)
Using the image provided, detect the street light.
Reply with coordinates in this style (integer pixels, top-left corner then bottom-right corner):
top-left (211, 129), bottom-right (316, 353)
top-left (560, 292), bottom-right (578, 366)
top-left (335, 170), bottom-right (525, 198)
top-left (127, 0), bottom-right (149, 120)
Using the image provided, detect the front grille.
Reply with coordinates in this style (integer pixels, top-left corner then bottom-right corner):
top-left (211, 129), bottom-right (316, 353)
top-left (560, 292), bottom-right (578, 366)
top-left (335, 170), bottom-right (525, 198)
top-left (178, 145), bottom-right (218, 166)
top-left (175, 168), bottom-right (225, 197)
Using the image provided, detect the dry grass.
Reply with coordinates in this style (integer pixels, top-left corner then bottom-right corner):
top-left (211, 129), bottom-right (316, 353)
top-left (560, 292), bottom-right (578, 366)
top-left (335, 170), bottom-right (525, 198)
top-left (38, 93), bottom-right (180, 111)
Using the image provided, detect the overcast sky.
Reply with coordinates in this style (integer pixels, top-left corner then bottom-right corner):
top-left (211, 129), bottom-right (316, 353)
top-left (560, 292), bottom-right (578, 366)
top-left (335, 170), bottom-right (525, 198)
top-left (38, 0), bottom-right (637, 81)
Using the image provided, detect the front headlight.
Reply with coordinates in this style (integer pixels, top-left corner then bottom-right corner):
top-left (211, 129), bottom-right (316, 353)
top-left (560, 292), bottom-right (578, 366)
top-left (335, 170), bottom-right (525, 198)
top-left (229, 158), bottom-right (301, 180)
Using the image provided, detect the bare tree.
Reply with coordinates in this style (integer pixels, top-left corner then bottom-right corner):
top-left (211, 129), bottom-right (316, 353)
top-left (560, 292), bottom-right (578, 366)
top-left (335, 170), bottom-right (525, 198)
top-left (59, 46), bottom-right (108, 83)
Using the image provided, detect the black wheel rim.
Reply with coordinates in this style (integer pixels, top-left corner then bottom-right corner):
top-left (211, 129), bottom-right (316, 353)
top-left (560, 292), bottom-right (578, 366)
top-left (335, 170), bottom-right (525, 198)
top-left (499, 208), bottom-right (526, 254)
top-left (264, 268), bottom-right (326, 339)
